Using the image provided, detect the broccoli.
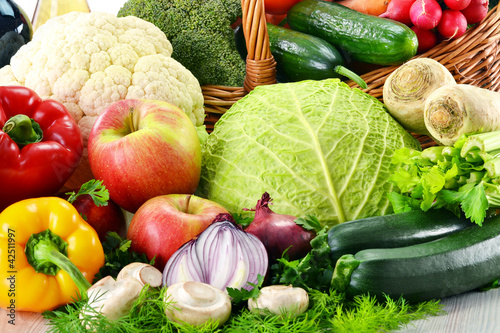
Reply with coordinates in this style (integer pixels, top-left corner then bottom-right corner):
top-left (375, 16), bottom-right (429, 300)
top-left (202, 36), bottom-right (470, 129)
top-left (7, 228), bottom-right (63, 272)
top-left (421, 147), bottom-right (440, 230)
top-left (118, 0), bottom-right (246, 87)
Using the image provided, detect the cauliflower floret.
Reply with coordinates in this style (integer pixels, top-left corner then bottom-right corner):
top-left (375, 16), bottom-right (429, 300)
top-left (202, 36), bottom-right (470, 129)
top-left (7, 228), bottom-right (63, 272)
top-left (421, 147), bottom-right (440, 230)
top-left (0, 11), bottom-right (205, 146)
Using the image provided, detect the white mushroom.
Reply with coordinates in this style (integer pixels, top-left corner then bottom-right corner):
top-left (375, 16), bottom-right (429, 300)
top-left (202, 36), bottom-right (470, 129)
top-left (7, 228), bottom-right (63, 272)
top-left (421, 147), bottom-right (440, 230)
top-left (82, 276), bottom-right (144, 321)
top-left (164, 281), bottom-right (232, 327)
top-left (248, 285), bottom-right (309, 318)
top-left (117, 262), bottom-right (163, 287)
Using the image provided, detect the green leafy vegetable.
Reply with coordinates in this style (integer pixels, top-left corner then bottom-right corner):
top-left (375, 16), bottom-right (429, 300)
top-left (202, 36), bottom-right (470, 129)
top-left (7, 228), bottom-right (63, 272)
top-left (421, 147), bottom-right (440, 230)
top-left (198, 79), bottom-right (421, 228)
top-left (66, 179), bottom-right (109, 207)
top-left (389, 130), bottom-right (500, 225)
top-left (93, 232), bottom-right (153, 283)
top-left (226, 275), bottom-right (264, 305)
top-left (271, 226), bottom-right (334, 291)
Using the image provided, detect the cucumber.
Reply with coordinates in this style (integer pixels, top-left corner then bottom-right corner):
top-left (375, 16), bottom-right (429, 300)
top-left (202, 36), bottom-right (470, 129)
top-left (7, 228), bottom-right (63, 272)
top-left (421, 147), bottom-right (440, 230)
top-left (328, 209), bottom-right (473, 263)
top-left (287, 0), bottom-right (418, 66)
top-left (234, 24), bottom-right (366, 87)
top-left (332, 213), bottom-right (500, 302)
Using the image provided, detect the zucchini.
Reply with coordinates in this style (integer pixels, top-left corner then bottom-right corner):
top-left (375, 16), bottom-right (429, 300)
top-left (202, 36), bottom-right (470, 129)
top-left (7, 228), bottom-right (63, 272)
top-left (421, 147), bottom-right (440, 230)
top-left (234, 24), bottom-right (366, 87)
top-left (332, 213), bottom-right (500, 302)
top-left (287, 0), bottom-right (418, 66)
top-left (328, 209), bottom-right (473, 263)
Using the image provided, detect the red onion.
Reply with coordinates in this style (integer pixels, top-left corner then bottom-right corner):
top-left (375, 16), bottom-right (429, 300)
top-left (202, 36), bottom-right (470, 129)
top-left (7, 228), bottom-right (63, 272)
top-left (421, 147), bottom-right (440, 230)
top-left (162, 214), bottom-right (268, 292)
top-left (244, 192), bottom-right (316, 265)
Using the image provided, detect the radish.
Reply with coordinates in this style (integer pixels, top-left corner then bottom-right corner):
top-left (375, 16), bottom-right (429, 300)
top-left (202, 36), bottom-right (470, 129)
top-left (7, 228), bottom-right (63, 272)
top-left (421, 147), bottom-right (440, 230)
top-left (244, 192), bottom-right (316, 265)
top-left (379, 0), bottom-right (417, 26)
top-left (411, 26), bottom-right (438, 53)
top-left (461, 0), bottom-right (489, 24)
top-left (437, 10), bottom-right (468, 39)
top-left (444, 0), bottom-right (472, 10)
top-left (410, 0), bottom-right (443, 30)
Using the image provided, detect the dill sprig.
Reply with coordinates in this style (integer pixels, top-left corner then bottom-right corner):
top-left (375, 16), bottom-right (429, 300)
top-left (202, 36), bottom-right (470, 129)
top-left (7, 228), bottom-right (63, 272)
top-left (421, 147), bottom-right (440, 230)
top-left (44, 285), bottom-right (443, 332)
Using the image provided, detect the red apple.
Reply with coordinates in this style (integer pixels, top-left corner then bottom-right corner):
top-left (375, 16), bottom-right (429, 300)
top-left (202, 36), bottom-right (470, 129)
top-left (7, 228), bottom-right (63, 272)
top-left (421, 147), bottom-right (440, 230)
top-left (127, 194), bottom-right (229, 270)
top-left (70, 194), bottom-right (127, 242)
top-left (87, 99), bottom-right (202, 213)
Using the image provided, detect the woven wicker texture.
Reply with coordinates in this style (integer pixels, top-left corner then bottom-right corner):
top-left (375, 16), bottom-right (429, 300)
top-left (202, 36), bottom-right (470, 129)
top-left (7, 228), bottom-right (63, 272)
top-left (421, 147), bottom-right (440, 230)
top-left (347, 5), bottom-right (500, 98)
top-left (202, 1), bottom-right (500, 147)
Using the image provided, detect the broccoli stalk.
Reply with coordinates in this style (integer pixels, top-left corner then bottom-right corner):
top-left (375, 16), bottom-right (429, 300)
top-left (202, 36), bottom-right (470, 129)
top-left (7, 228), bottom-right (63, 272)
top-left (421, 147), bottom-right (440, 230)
top-left (118, 0), bottom-right (246, 87)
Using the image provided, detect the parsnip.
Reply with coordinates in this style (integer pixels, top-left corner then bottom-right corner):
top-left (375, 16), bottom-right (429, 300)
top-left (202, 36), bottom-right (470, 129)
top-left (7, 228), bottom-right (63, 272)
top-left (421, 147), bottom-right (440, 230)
top-left (424, 84), bottom-right (500, 146)
top-left (383, 58), bottom-right (456, 135)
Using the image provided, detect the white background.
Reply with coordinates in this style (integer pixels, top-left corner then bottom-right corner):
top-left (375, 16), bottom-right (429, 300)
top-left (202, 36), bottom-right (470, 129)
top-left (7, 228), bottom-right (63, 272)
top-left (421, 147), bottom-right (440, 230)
top-left (14, 0), bottom-right (127, 20)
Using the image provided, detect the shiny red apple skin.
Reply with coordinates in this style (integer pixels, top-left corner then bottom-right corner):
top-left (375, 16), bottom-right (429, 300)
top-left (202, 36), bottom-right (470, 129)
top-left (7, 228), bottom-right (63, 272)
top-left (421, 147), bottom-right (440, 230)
top-left (87, 99), bottom-right (201, 213)
top-left (71, 194), bottom-right (127, 242)
top-left (127, 194), bottom-right (229, 270)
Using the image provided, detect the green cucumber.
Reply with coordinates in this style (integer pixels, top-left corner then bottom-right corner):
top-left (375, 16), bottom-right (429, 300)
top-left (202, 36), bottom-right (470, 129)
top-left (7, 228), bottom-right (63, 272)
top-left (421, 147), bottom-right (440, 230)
top-left (332, 213), bottom-right (500, 302)
top-left (234, 24), bottom-right (366, 87)
top-left (328, 209), bottom-right (473, 263)
top-left (287, 0), bottom-right (418, 66)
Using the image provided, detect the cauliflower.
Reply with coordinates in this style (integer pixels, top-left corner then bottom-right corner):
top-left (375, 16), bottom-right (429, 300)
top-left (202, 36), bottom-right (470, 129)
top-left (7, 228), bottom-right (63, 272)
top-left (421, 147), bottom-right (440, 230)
top-left (0, 11), bottom-right (206, 144)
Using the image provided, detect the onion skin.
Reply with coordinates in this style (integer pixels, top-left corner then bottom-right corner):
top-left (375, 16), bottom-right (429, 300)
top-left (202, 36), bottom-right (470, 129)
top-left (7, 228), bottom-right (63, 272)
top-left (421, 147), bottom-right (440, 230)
top-left (424, 84), bottom-right (500, 146)
top-left (244, 192), bottom-right (316, 265)
top-left (383, 58), bottom-right (456, 135)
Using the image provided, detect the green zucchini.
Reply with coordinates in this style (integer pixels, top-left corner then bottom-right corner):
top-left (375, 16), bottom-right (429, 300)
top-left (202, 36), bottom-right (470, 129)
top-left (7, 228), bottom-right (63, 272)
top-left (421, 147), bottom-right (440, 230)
top-left (234, 24), bottom-right (366, 87)
top-left (328, 209), bottom-right (473, 263)
top-left (332, 213), bottom-right (500, 302)
top-left (287, 0), bottom-right (418, 66)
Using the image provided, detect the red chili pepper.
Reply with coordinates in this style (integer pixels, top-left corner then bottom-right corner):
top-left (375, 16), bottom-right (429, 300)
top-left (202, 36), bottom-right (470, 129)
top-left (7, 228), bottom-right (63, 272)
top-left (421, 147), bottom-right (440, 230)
top-left (0, 86), bottom-right (83, 211)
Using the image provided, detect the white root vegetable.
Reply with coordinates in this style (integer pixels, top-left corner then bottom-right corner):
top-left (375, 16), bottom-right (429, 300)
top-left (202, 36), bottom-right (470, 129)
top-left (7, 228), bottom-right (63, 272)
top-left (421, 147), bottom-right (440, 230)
top-left (424, 84), bottom-right (500, 146)
top-left (81, 276), bottom-right (143, 322)
top-left (383, 58), bottom-right (456, 135)
top-left (248, 285), bottom-right (309, 318)
top-left (117, 263), bottom-right (163, 287)
top-left (164, 281), bottom-right (231, 327)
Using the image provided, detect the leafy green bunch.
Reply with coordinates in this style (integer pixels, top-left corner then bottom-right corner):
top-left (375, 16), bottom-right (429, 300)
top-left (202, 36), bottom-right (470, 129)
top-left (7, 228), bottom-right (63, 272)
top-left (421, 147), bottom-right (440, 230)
top-left (118, 0), bottom-right (246, 86)
top-left (389, 130), bottom-right (500, 225)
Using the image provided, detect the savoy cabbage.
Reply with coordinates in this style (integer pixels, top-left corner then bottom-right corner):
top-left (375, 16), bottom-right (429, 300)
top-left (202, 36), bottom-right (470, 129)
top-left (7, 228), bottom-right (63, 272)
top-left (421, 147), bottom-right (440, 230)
top-left (197, 79), bottom-right (421, 227)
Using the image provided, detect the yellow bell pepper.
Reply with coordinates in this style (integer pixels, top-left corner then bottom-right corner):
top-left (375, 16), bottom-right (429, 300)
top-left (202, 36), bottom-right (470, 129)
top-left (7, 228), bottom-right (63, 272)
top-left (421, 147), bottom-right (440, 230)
top-left (0, 197), bottom-right (105, 312)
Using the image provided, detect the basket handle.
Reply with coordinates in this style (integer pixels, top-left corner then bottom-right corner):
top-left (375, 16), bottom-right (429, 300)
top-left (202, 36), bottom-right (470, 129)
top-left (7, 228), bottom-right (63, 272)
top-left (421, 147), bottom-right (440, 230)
top-left (241, 0), bottom-right (277, 92)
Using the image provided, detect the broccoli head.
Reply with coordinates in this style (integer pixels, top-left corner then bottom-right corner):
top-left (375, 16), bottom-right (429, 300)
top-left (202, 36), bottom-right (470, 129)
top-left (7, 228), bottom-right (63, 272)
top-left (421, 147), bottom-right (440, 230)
top-left (118, 0), bottom-right (246, 87)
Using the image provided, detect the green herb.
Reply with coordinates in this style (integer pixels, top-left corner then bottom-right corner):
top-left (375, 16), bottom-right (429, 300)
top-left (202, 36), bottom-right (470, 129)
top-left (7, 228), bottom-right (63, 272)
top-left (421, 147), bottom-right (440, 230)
top-left (227, 275), bottom-right (264, 304)
top-left (294, 214), bottom-right (322, 232)
top-left (66, 179), bottom-right (110, 207)
top-left (389, 130), bottom-right (500, 225)
top-left (45, 284), bottom-right (444, 332)
top-left (93, 232), bottom-right (153, 283)
top-left (270, 226), bottom-right (334, 291)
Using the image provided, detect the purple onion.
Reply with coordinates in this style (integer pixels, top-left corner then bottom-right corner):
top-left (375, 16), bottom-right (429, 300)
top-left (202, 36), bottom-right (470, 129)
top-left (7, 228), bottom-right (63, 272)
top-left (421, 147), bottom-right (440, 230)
top-left (162, 218), bottom-right (268, 292)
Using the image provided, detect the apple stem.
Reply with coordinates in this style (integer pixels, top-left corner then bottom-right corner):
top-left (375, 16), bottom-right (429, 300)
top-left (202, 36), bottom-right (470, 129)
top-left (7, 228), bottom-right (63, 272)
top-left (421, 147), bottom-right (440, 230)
top-left (128, 107), bottom-right (136, 133)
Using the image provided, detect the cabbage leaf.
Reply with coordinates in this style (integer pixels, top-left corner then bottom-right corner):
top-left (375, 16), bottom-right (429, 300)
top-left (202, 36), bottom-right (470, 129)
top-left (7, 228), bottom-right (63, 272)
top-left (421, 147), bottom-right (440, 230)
top-left (197, 79), bottom-right (421, 227)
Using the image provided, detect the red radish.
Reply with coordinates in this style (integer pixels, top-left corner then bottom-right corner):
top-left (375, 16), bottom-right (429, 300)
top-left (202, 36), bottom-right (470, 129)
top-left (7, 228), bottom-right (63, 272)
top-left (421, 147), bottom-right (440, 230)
top-left (411, 26), bottom-right (438, 53)
top-left (461, 0), bottom-right (489, 24)
top-left (410, 0), bottom-right (443, 30)
top-left (438, 10), bottom-right (468, 39)
top-left (244, 192), bottom-right (316, 265)
top-left (444, 0), bottom-right (472, 10)
top-left (379, 0), bottom-right (417, 26)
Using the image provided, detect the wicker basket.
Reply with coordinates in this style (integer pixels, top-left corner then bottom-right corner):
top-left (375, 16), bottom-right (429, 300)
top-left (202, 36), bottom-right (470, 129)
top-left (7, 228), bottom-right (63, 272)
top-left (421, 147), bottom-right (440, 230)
top-left (202, 1), bottom-right (500, 147)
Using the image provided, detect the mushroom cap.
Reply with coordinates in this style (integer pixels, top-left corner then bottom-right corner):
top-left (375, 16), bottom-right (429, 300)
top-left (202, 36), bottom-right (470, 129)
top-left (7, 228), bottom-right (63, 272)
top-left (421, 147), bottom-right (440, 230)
top-left (117, 262), bottom-right (163, 287)
top-left (84, 276), bottom-right (144, 321)
top-left (248, 285), bottom-right (309, 318)
top-left (165, 281), bottom-right (232, 327)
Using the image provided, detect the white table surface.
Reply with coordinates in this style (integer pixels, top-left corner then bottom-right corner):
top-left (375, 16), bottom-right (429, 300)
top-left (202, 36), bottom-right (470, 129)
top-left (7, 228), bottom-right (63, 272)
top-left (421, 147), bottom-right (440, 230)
top-left (396, 288), bottom-right (500, 333)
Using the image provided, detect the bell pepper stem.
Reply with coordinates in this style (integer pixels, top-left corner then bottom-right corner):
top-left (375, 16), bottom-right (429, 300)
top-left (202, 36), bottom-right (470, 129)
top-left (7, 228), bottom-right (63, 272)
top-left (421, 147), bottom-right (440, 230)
top-left (2, 114), bottom-right (43, 146)
top-left (25, 230), bottom-right (91, 299)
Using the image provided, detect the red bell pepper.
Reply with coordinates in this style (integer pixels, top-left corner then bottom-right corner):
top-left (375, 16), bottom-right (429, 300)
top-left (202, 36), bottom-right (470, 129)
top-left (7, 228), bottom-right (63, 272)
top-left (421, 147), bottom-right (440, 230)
top-left (0, 86), bottom-right (83, 211)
